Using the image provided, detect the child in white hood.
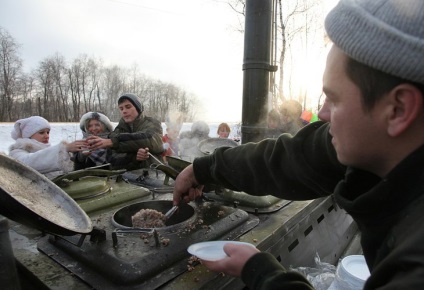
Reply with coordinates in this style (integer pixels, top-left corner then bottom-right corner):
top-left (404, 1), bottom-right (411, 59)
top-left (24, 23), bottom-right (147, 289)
top-left (73, 112), bottom-right (114, 170)
top-left (8, 116), bottom-right (86, 179)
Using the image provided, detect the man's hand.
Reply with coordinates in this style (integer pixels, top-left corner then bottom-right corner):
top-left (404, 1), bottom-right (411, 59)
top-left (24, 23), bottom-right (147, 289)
top-left (136, 147), bottom-right (149, 161)
top-left (173, 164), bottom-right (204, 205)
top-left (87, 136), bottom-right (113, 150)
top-left (201, 243), bottom-right (260, 277)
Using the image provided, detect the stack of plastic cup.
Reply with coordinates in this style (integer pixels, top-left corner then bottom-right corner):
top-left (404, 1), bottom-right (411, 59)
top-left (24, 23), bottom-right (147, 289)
top-left (328, 255), bottom-right (370, 290)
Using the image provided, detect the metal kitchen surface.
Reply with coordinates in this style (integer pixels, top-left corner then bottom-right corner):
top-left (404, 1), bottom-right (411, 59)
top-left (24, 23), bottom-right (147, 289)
top-left (2, 152), bottom-right (357, 290)
top-left (37, 200), bottom-right (259, 289)
top-left (8, 193), bottom-right (357, 290)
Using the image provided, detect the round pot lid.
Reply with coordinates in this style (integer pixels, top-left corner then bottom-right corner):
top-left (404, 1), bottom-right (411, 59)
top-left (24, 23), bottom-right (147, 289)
top-left (197, 138), bottom-right (238, 155)
top-left (61, 176), bottom-right (110, 200)
top-left (0, 154), bottom-right (92, 235)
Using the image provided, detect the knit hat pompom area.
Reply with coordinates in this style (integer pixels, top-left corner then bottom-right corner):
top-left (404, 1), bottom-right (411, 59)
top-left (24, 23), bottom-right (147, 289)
top-left (118, 93), bottom-right (143, 114)
top-left (79, 112), bottom-right (114, 133)
top-left (325, 0), bottom-right (424, 84)
top-left (11, 116), bottom-right (51, 140)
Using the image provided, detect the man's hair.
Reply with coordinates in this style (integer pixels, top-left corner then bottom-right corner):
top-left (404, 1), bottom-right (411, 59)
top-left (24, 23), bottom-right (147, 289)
top-left (346, 56), bottom-right (424, 112)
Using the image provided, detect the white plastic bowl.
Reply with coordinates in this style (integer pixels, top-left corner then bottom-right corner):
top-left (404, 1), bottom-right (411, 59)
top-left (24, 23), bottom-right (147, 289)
top-left (328, 255), bottom-right (370, 290)
top-left (340, 255), bottom-right (370, 282)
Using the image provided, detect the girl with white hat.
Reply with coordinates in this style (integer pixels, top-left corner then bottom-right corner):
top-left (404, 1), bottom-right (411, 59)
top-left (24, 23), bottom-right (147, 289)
top-left (8, 116), bottom-right (87, 179)
top-left (73, 112), bottom-right (114, 170)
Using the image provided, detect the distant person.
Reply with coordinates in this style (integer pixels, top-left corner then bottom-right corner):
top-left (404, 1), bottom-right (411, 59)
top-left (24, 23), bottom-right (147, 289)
top-left (179, 120), bottom-right (210, 161)
top-left (279, 99), bottom-right (305, 135)
top-left (87, 93), bottom-right (163, 170)
top-left (161, 112), bottom-right (184, 163)
top-left (217, 122), bottom-right (231, 138)
top-left (8, 116), bottom-right (86, 179)
top-left (73, 111), bottom-right (114, 170)
top-left (266, 109), bottom-right (283, 138)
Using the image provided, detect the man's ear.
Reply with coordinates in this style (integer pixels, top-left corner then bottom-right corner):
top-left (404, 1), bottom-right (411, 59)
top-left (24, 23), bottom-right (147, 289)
top-left (387, 84), bottom-right (423, 137)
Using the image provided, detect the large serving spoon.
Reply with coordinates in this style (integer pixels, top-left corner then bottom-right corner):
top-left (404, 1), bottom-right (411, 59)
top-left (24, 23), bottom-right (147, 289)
top-left (164, 205), bottom-right (178, 220)
top-left (147, 152), bottom-right (180, 220)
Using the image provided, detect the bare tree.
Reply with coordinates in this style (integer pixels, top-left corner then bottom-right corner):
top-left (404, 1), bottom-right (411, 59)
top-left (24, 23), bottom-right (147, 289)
top-left (50, 53), bottom-right (70, 121)
top-left (277, 0), bottom-right (308, 101)
top-left (0, 27), bottom-right (23, 121)
top-left (226, 0), bottom-right (324, 108)
top-left (0, 28), bottom-right (200, 123)
top-left (16, 73), bottom-right (35, 118)
top-left (68, 55), bottom-right (93, 121)
top-left (34, 57), bottom-right (57, 119)
top-left (227, 0), bottom-right (246, 33)
top-left (84, 56), bottom-right (103, 113)
top-left (100, 65), bottom-right (126, 121)
top-left (126, 63), bottom-right (149, 95)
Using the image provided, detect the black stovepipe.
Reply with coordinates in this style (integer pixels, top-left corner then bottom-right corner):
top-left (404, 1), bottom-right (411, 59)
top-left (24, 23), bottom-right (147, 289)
top-left (0, 215), bottom-right (21, 290)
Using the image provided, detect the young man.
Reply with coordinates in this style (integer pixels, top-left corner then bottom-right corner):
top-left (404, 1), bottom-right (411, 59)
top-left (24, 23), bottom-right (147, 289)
top-left (87, 93), bottom-right (163, 170)
top-left (172, 0), bottom-right (424, 289)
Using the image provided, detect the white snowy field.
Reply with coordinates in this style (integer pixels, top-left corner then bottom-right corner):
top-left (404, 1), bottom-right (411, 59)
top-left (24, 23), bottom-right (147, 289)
top-left (0, 122), bottom-right (240, 154)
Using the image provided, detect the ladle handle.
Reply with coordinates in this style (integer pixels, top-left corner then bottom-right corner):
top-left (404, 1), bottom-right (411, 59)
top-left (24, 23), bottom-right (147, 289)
top-left (148, 152), bottom-right (165, 166)
top-left (164, 205), bottom-right (178, 220)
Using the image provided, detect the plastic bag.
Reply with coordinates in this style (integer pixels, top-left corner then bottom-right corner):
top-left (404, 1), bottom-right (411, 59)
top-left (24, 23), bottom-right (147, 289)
top-left (290, 252), bottom-right (336, 290)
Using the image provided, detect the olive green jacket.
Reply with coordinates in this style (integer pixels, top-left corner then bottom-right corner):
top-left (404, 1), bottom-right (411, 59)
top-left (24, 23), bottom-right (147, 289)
top-left (108, 114), bottom-right (163, 170)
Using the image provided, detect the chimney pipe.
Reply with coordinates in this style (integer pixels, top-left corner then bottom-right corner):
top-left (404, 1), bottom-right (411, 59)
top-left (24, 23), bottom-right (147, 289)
top-left (241, 0), bottom-right (275, 143)
top-left (0, 216), bottom-right (21, 289)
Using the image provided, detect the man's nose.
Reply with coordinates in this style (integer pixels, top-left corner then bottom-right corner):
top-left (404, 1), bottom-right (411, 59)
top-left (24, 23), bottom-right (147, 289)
top-left (317, 104), bottom-right (330, 122)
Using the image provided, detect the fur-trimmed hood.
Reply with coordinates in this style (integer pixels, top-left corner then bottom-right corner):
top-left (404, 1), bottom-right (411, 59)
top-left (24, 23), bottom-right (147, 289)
top-left (79, 112), bottom-right (114, 133)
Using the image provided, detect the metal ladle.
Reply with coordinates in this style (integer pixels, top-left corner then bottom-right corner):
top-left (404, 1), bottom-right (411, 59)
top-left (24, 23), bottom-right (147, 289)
top-left (164, 205), bottom-right (178, 220)
top-left (148, 152), bottom-right (179, 220)
top-left (148, 152), bottom-right (165, 165)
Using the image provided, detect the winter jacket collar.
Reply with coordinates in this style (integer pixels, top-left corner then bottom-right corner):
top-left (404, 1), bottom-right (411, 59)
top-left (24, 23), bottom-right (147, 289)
top-left (9, 138), bottom-right (51, 153)
top-left (116, 113), bottom-right (145, 133)
top-left (335, 144), bottom-right (424, 219)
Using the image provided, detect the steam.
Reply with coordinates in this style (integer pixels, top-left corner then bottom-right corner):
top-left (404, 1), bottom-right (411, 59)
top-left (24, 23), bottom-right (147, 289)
top-left (178, 121), bottom-right (210, 161)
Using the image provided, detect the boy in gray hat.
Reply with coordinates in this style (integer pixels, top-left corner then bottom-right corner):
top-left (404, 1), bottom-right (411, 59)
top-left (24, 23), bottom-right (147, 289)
top-left (87, 93), bottom-right (163, 170)
top-left (172, 0), bottom-right (424, 289)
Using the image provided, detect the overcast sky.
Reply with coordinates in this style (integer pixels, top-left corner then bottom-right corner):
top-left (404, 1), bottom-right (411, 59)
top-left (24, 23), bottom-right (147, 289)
top-left (1, 0), bottom-right (245, 122)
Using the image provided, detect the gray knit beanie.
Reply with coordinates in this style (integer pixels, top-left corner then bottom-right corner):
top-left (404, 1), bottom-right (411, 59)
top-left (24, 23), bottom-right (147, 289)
top-left (325, 0), bottom-right (424, 84)
top-left (118, 93), bottom-right (143, 113)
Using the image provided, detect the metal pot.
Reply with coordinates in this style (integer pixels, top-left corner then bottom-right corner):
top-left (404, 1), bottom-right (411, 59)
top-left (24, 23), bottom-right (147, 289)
top-left (197, 138), bottom-right (238, 155)
top-left (111, 200), bottom-right (196, 230)
top-left (0, 154), bottom-right (92, 236)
